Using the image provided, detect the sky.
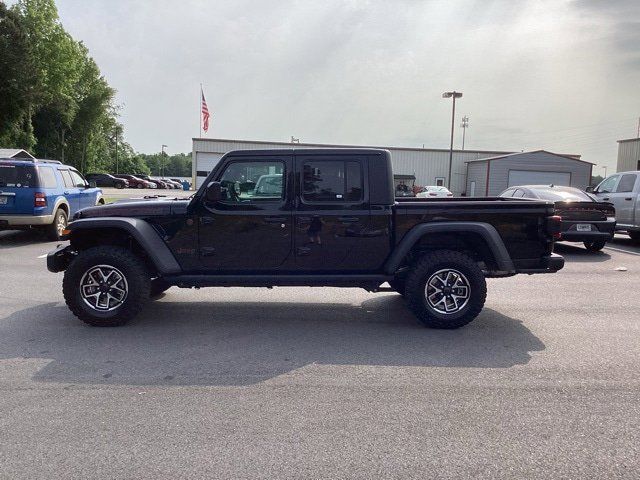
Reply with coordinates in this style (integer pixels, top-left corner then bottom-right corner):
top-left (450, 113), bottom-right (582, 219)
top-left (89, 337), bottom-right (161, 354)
top-left (48, 0), bottom-right (640, 172)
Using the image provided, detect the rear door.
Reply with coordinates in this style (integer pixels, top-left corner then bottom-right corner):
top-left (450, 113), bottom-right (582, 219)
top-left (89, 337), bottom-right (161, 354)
top-left (59, 169), bottom-right (81, 214)
top-left (294, 154), bottom-right (371, 271)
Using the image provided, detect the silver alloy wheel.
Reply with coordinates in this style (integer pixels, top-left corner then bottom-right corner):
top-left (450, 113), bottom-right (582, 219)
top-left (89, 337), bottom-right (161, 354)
top-left (425, 268), bottom-right (471, 315)
top-left (79, 265), bottom-right (128, 312)
top-left (56, 211), bottom-right (66, 237)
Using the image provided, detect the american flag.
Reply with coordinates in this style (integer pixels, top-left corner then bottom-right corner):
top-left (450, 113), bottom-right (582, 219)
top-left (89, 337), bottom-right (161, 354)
top-left (201, 89), bottom-right (210, 133)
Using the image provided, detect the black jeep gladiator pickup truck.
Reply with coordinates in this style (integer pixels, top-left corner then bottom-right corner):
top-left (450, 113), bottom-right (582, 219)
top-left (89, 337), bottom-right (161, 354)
top-left (48, 148), bottom-right (564, 328)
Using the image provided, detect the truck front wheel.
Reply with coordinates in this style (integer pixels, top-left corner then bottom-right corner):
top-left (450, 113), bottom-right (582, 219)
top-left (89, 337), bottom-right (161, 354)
top-left (62, 246), bottom-right (150, 326)
top-left (405, 250), bottom-right (487, 329)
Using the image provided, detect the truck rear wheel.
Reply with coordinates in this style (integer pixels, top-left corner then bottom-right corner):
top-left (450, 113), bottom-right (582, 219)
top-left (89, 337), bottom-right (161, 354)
top-left (405, 250), bottom-right (486, 329)
top-left (62, 246), bottom-right (150, 327)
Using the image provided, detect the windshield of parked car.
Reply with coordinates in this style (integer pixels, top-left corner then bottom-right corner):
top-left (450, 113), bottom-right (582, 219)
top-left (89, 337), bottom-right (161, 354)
top-left (532, 187), bottom-right (593, 202)
top-left (0, 164), bottom-right (38, 188)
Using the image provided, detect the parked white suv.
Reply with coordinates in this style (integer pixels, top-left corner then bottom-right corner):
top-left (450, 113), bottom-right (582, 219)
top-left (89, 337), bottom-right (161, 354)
top-left (589, 171), bottom-right (640, 242)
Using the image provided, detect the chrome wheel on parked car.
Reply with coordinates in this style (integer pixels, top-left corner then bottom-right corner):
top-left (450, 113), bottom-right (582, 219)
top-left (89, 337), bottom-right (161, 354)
top-left (425, 268), bottom-right (471, 314)
top-left (79, 265), bottom-right (128, 312)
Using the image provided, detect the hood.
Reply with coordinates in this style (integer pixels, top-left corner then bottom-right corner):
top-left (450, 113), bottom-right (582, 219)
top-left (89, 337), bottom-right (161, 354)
top-left (74, 197), bottom-right (189, 220)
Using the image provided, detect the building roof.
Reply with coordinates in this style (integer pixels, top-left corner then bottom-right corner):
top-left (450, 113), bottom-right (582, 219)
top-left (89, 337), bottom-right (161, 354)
top-left (0, 148), bottom-right (34, 159)
top-left (617, 137), bottom-right (640, 144)
top-left (464, 149), bottom-right (592, 165)
top-left (193, 137), bottom-right (514, 156)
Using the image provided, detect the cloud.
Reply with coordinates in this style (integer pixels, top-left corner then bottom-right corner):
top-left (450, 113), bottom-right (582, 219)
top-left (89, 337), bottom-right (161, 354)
top-left (52, 0), bottom-right (640, 171)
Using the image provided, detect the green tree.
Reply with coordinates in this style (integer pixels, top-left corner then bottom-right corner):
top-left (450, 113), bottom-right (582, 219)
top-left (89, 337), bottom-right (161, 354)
top-left (0, 2), bottom-right (37, 149)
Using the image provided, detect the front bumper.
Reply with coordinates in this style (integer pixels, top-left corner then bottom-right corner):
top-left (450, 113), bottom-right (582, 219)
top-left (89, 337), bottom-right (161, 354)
top-left (47, 244), bottom-right (75, 272)
top-left (517, 253), bottom-right (565, 274)
top-left (0, 214), bottom-right (54, 227)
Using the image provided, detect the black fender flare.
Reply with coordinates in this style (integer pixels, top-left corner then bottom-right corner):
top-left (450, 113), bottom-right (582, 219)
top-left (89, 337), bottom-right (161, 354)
top-left (67, 217), bottom-right (182, 275)
top-left (384, 222), bottom-right (515, 274)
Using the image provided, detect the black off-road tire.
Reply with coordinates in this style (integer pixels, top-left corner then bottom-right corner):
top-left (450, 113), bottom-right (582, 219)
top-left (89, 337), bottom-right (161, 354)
top-left (584, 240), bottom-right (606, 252)
top-left (405, 250), bottom-right (487, 329)
top-left (629, 231), bottom-right (640, 242)
top-left (45, 208), bottom-right (67, 241)
top-left (150, 278), bottom-right (171, 299)
top-left (388, 279), bottom-right (406, 296)
top-left (62, 246), bottom-right (150, 327)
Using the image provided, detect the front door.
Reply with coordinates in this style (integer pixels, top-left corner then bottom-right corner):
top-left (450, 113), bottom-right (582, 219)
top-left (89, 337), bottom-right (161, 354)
top-left (294, 154), bottom-right (372, 271)
top-left (196, 155), bottom-right (293, 271)
top-left (59, 169), bottom-right (81, 215)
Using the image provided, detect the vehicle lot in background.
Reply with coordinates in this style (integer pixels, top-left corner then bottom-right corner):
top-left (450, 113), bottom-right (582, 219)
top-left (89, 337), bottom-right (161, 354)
top-left (0, 231), bottom-right (638, 478)
top-left (85, 173), bottom-right (128, 189)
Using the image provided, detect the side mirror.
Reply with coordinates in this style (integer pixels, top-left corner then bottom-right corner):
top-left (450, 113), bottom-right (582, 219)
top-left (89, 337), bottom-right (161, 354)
top-left (585, 186), bottom-right (594, 193)
top-left (205, 181), bottom-right (222, 203)
top-left (88, 181), bottom-right (97, 188)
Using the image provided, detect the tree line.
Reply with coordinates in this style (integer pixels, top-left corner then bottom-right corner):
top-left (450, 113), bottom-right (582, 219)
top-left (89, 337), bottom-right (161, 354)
top-left (0, 0), bottom-right (191, 177)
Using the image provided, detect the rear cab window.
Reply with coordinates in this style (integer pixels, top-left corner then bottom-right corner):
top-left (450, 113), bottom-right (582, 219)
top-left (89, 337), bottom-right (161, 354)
top-left (614, 174), bottom-right (637, 193)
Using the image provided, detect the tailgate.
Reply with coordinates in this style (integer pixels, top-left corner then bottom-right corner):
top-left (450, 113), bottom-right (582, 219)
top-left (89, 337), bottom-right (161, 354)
top-left (0, 164), bottom-right (38, 215)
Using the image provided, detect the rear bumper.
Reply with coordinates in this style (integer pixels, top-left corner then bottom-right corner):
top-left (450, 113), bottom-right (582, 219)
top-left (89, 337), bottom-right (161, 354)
top-left (517, 253), bottom-right (565, 274)
top-left (0, 214), bottom-right (54, 227)
top-left (560, 219), bottom-right (615, 242)
top-left (47, 244), bottom-right (75, 272)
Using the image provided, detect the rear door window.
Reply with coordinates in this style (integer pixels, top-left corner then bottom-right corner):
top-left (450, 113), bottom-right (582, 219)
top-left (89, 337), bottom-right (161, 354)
top-left (302, 159), bottom-right (364, 202)
top-left (38, 167), bottom-right (58, 189)
top-left (0, 165), bottom-right (38, 187)
top-left (60, 170), bottom-right (75, 188)
top-left (614, 174), bottom-right (637, 193)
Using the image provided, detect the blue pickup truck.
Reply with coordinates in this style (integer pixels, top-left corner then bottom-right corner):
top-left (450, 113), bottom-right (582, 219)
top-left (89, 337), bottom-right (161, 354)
top-left (0, 158), bottom-right (103, 240)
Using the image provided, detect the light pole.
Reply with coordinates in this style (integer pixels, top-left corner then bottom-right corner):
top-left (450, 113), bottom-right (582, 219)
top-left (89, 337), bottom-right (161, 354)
top-left (602, 165), bottom-right (607, 178)
top-left (161, 144), bottom-right (168, 176)
top-left (443, 91), bottom-right (463, 189)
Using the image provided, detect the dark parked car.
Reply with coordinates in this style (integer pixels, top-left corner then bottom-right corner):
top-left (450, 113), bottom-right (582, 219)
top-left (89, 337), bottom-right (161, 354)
top-left (500, 185), bottom-right (616, 251)
top-left (113, 174), bottom-right (154, 189)
top-left (136, 174), bottom-right (170, 189)
top-left (85, 173), bottom-right (128, 189)
top-left (48, 148), bottom-right (564, 328)
top-left (161, 178), bottom-right (182, 189)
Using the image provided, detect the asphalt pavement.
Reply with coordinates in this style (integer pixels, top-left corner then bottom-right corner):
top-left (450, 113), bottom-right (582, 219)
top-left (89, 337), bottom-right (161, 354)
top-left (0, 231), bottom-right (639, 479)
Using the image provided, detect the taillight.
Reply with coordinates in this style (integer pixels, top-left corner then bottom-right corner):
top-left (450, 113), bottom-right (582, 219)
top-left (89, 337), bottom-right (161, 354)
top-left (34, 192), bottom-right (47, 207)
top-left (547, 215), bottom-right (562, 239)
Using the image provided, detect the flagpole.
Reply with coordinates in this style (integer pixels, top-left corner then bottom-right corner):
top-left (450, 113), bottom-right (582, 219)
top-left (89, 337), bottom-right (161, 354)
top-left (199, 83), bottom-right (202, 138)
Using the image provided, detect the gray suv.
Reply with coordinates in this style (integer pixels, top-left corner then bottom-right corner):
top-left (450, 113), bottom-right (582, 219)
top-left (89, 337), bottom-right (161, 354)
top-left (590, 171), bottom-right (640, 241)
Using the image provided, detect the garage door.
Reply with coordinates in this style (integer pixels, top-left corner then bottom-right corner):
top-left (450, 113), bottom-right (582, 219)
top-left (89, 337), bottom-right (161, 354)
top-left (508, 170), bottom-right (571, 187)
top-left (195, 152), bottom-right (224, 188)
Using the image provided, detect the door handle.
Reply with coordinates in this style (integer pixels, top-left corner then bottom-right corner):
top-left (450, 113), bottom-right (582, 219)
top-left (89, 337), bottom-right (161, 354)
top-left (264, 216), bottom-right (288, 223)
top-left (338, 216), bottom-right (359, 223)
top-left (602, 197), bottom-right (610, 201)
top-left (625, 197), bottom-right (633, 201)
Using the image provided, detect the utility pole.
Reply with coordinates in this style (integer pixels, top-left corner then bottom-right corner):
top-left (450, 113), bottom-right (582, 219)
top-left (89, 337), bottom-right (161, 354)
top-left (161, 144), bottom-right (168, 176)
top-left (115, 128), bottom-right (118, 174)
top-left (442, 91), bottom-right (463, 189)
top-left (602, 165), bottom-right (607, 178)
top-left (460, 115), bottom-right (469, 151)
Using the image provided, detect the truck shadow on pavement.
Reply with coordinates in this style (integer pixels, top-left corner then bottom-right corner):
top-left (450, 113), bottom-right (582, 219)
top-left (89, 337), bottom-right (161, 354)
top-left (553, 243), bottom-right (611, 262)
top-left (0, 295), bottom-right (545, 386)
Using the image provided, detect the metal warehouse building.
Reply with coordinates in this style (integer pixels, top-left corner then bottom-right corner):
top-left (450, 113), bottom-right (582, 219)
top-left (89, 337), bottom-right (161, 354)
top-left (192, 138), bottom-right (511, 195)
top-left (616, 138), bottom-right (640, 172)
top-left (465, 150), bottom-right (592, 197)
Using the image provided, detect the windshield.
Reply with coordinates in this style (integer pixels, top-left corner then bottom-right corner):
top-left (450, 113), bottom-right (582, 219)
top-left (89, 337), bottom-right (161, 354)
top-left (0, 164), bottom-right (38, 188)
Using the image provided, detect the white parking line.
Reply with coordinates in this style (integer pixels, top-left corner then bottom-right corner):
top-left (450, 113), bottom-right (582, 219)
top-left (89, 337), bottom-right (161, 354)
top-left (604, 245), bottom-right (640, 256)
